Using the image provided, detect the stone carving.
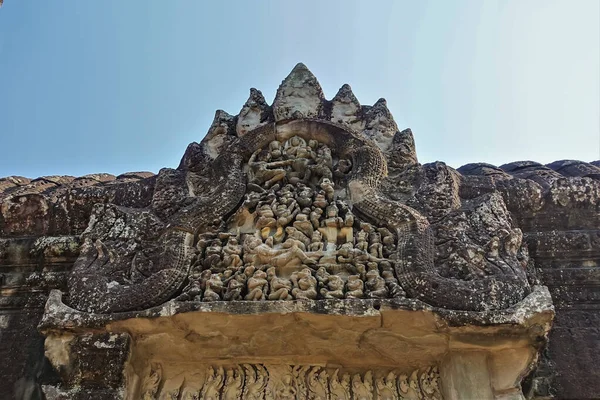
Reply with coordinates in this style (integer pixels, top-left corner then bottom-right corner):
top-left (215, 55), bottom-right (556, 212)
top-left (65, 63), bottom-right (531, 314)
top-left (138, 364), bottom-right (442, 400)
top-left (141, 363), bottom-right (162, 400)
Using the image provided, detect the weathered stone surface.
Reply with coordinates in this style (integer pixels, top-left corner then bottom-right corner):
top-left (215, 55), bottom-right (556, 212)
top-left (1, 64), bottom-right (598, 398)
top-left (236, 88), bottom-right (273, 136)
top-left (272, 63), bottom-right (325, 121)
top-left (329, 83), bottom-right (364, 132)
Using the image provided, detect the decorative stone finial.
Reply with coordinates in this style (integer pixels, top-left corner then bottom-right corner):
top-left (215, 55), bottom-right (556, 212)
top-left (272, 63), bottom-right (325, 121)
top-left (363, 98), bottom-right (399, 152)
top-left (236, 88), bottom-right (273, 136)
top-left (330, 84), bottom-right (364, 133)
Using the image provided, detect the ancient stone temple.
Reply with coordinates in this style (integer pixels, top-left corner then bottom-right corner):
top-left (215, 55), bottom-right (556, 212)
top-left (1, 64), bottom-right (598, 399)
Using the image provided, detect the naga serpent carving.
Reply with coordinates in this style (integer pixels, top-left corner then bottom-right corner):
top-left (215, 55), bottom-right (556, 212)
top-left (68, 119), bottom-right (529, 313)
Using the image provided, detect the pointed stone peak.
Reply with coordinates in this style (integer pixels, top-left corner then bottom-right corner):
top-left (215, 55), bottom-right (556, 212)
top-left (330, 83), bottom-right (364, 132)
top-left (374, 98), bottom-right (388, 107)
top-left (388, 128), bottom-right (418, 169)
top-left (363, 98), bottom-right (399, 152)
top-left (272, 63), bottom-right (325, 121)
top-left (244, 88), bottom-right (268, 108)
top-left (236, 88), bottom-right (273, 136)
top-left (332, 84), bottom-right (361, 106)
top-left (202, 110), bottom-right (236, 159)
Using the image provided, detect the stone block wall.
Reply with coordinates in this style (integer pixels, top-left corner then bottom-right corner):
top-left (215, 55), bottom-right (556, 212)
top-left (0, 173), bottom-right (155, 399)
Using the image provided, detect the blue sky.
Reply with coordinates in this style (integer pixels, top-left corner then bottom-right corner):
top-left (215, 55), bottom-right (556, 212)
top-left (0, 1), bottom-right (598, 178)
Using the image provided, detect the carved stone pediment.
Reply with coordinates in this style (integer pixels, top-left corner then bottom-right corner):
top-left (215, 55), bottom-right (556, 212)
top-left (39, 64), bottom-right (554, 400)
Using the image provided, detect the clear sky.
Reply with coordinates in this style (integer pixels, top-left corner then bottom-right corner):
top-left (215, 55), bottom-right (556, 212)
top-left (0, 1), bottom-right (598, 178)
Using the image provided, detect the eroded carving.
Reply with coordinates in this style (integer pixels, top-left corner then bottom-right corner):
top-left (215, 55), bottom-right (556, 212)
top-left (66, 64), bottom-right (531, 314)
top-left (137, 364), bottom-right (442, 400)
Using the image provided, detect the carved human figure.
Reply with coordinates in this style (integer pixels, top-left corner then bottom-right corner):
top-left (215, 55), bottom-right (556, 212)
top-left (267, 267), bottom-right (293, 300)
top-left (333, 158), bottom-right (352, 181)
top-left (176, 273), bottom-right (203, 301)
top-left (308, 230), bottom-right (324, 252)
top-left (319, 203), bottom-right (344, 246)
top-left (222, 238), bottom-right (243, 269)
top-left (329, 369), bottom-right (351, 400)
top-left (346, 275), bottom-right (364, 298)
top-left (295, 184), bottom-right (314, 208)
top-left (366, 269), bottom-right (389, 299)
top-left (320, 178), bottom-right (335, 202)
top-left (285, 226), bottom-right (311, 249)
top-left (352, 372), bottom-right (374, 400)
top-left (203, 239), bottom-right (224, 270)
top-left (369, 230), bottom-right (384, 258)
top-left (248, 148), bottom-right (291, 188)
top-left (313, 192), bottom-right (328, 209)
top-left (356, 226), bottom-right (370, 252)
top-left (223, 271), bottom-right (247, 301)
top-left (202, 271), bottom-right (223, 301)
top-left (243, 235), bottom-right (317, 269)
top-left (243, 365), bottom-right (267, 400)
top-left (222, 367), bottom-right (244, 400)
top-left (201, 367), bottom-right (224, 400)
top-left (245, 268), bottom-right (268, 301)
top-left (376, 371), bottom-right (399, 400)
top-left (293, 212), bottom-right (314, 238)
top-left (291, 267), bottom-right (318, 300)
top-left (269, 370), bottom-right (297, 400)
top-left (274, 200), bottom-right (299, 230)
top-left (284, 136), bottom-right (306, 158)
top-left (322, 273), bottom-right (345, 299)
top-left (256, 202), bottom-right (277, 240)
top-left (421, 367), bottom-right (442, 400)
top-left (307, 366), bottom-right (329, 399)
top-left (309, 145), bottom-right (333, 184)
top-left (269, 140), bottom-right (283, 160)
top-left (378, 227), bottom-right (396, 257)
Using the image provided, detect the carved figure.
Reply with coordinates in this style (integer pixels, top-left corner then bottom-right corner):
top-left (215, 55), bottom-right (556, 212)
top-left (307, 366), bottom-right (329, 399)
top-left (376, 371), bottom-right (399, 400)
top-left (397, 374), bottom-right (420, 400)
top-left (308, 230), bottom-right (324, 252)
top-left (346, 275), bottom-right (364, 298)
top-left (366, 269), bottom-right (388, 298)
top-left (293, 212), bottom-right (314, 238)
top-left (248, 148), bottom-right (291, 188)
top-left (267, 267), bottom-right (293, 300)
top-left (222, 367), bottom-right (244, 400)
top-left (201, 367), bottom-right (224, 400)
top-left (222, 238), bottom-right (243, 269)
top-left (243, 235), bottom-right (317, 269)
top-left (291, 267), bottom-right (318, 300)
top-left (322, 273), bottom-right (345, 299)
top-left (223, 271), bottom-right (247, 301)
top-left (243, 365), bottom-right (267, 400)
top-left (67, 74), bottom-right (530, 313)
top-left (330, 369), bottom-right (352, 400)
top-left (352, 372), bottom-right (374, 400)
top-left (202, 271), bottom-right (223, 302)
top-left (245, 268), bottom-right (268, 301)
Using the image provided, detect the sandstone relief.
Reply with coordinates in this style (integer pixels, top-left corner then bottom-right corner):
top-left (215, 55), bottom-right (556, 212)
top-left (135, 364), bottom-right (442, 400)
top-left (22, 64), bottom-right (569, 400)
top-left (65, 65), bottom-right (531, 314)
